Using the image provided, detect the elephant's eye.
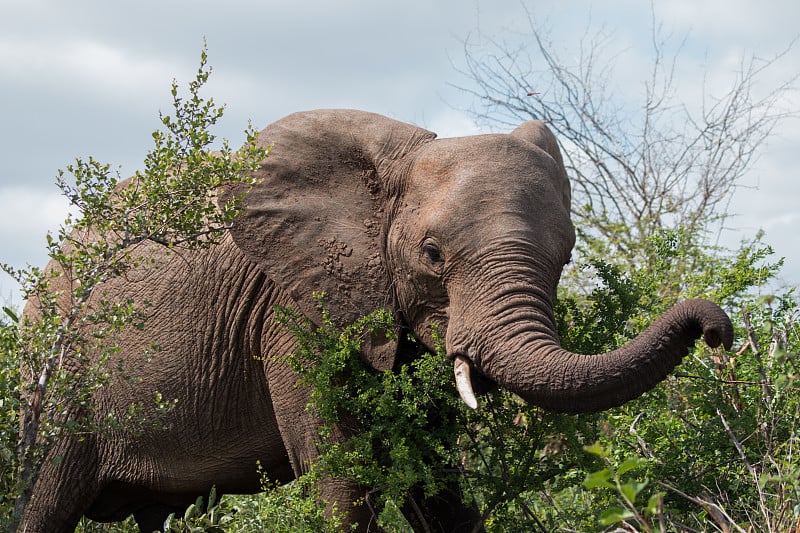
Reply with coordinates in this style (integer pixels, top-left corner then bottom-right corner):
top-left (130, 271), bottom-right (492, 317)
top-left (421, 240), bottom-right (444, 267)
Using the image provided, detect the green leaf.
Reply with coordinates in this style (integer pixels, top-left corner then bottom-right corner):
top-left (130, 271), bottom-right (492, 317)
top-left (584, 441), bottom-right (609, 458)
top-left (620, 480), bottom-right (648, 503)
top-left (184, 501), bottom-right (199, 521)
top-left (207, 485), bottom-right (217, 508)
top-left (583, 468), bottom-right (614, 490)
top-left (646, 491), bottom-right (664, 515)
top-left (598, 506), bottom-right (635, 525)
top-left (2, 306), bottom-right (18, 323)
top-left (617, 456), bottom-right (646, 475)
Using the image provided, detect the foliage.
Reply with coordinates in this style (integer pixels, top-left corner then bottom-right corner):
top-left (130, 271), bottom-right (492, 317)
top-left (277, 300), bottom-right (464, 526)
top-left (635, 291), bottom-right (800, 532)
top-left (160, 487), bottom-right (235, 533)
top-left (0, 44), bottom-right (266, 530)
top-left (550, 235), bottom-right (800, 531)
top-left (581, 442), bottom-right (664, 530)
top-left (72, 480), bottom-right (340, 533)
top-left (457, 390), bottom-right (597, 531)
top-left (231, 475), bottom-right (343, 533)
top-left (0, 309), bottom-right (20, 532)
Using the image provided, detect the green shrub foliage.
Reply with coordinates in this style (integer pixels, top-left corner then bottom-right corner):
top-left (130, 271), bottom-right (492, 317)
top-left (0, 45), bottom-right (265, 531)
top-left (277, 301), bottom-right (464, 525)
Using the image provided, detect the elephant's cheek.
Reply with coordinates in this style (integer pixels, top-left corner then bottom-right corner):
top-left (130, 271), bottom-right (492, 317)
top-left (395, 278), bottom-right (449, 348)
top-left (412, 312), bottom-right (449, 352)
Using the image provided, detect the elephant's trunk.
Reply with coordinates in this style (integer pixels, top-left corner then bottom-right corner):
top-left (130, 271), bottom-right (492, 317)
top-left (451, 298), bottom-right (733, 413)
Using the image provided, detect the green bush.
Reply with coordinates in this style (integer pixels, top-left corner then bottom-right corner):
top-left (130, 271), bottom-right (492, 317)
top-left (277, 301), bottom-right (461, 528)
top-left (549, 229), bottom-right (800, 530)
top-left (0, 309), bottom-right (20, 530)
top-left (1, 45), bottom-right (265, 531)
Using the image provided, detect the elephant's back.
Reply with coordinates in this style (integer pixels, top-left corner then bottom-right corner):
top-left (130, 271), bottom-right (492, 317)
top-left (20, 234), bottom-right (271, 399)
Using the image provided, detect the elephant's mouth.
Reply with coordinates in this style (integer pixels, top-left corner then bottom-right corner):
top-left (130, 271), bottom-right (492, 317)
top-left (452, 353), bottom-right (496, 409)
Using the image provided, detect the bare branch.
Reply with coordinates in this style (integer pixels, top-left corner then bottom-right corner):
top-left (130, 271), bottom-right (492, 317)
top-left (451, 12), bottom-right (798, 277)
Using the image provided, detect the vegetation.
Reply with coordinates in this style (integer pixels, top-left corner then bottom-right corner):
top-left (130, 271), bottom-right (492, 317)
top-left (1, 28), bottom-right (798, 532)
top-left (0, 45), bottom-right (266, 531)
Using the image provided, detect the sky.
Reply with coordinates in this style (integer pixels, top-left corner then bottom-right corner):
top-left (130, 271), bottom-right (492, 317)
top-left (1, 0), bottom-right (798, 306)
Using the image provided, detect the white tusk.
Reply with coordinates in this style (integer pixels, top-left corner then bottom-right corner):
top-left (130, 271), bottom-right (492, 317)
top-left (454, 355), bottom-right (478, 409)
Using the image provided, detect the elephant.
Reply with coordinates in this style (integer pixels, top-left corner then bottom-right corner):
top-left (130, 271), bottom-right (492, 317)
top-left (18, 109), bottom-right (734, 532)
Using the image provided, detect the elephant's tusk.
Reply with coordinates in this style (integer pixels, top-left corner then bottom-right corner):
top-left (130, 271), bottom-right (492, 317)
top-left (454, 355), bottom-right (478, 409)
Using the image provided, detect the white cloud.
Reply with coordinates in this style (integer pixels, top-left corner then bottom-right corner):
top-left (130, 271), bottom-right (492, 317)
top-left (655, 0), bottom-right (800, 42)
top-left (0, 186), bottom-right (69, 306)
top-left (0, 185), bottom-right (69, 259)
top-left (423, 108), bottom-right (488, 138)
top-left (0, 37), bottom-right (180, 99)
top-left (0, 185), bottom-right (68, 229)
top-left (1, 0), bottom-right (798, 295)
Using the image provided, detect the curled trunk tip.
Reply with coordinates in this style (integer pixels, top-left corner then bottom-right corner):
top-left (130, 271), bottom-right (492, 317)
top-left (688, 298), bottom-right (734, 350)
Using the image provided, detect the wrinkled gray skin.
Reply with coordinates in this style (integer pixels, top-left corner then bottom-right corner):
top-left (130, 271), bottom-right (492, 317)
top-left (20, 110), bottom-right (733, 532)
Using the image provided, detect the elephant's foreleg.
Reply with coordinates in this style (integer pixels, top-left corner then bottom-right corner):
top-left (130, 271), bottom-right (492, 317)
top-left (319, 477), bottom-right (382, 531)
top-left (266, 354), bottom-right (382, 530)
top-left (19, 437), bottom-right (101, 533)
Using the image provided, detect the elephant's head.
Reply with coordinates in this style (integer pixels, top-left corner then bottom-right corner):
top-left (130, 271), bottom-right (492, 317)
top-left (226, 109), bottom-right (733, 413)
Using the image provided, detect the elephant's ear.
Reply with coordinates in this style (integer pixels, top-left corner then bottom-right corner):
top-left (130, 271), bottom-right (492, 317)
top-left (225, 109), bottom-right (436, 370)
top-left (511, 121), bottom-right (571, 213)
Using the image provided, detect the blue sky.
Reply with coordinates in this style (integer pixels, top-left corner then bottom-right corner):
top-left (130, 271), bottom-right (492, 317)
top-left (1, 0), bottom-right (798, 304)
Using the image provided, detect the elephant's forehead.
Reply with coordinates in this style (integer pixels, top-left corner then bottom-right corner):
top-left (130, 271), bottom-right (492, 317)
top-left (405, 134), bottom-right (572, 254)
top-left (409, 134), bottom-right (558, 201)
